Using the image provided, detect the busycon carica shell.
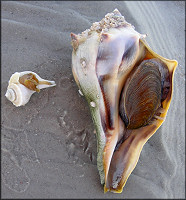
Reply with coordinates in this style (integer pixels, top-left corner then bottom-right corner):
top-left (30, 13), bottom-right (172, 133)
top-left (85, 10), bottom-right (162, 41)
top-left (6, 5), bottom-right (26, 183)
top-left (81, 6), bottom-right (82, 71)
top-left (5, 71), bottom-right (56, 107)
top-left (71, 9), bottom-right (178, 193)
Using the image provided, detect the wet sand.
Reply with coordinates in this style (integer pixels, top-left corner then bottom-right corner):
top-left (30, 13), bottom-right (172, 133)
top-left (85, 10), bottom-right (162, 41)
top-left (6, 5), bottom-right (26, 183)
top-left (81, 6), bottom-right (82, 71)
top-left (1, 1), bottom-right (185, 198)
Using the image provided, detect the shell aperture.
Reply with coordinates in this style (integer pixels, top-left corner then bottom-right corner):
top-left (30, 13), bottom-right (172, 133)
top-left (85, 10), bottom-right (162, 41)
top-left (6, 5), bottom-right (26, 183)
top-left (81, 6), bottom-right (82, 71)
top-left (19, 73), bottom-right (40, 92)
top-left (71, 9), bottom-right (178, 193)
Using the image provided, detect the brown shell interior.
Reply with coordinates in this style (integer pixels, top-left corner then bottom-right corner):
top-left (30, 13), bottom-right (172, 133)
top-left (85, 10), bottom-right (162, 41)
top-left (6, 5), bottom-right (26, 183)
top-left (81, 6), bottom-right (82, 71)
top-left (19, 73), bottom-right (40, 92)
top-left (103, 39), bottom-right (177, 193)
top-left (120, 59), bottom-right (162, 129)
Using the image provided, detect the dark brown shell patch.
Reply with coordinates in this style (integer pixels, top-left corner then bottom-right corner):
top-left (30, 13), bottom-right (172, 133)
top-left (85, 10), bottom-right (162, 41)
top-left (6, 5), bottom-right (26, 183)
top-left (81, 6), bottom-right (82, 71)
top-left (19, 73), bottom-right (40, 92)
top-left (120, 59), bottom-right (163, 129)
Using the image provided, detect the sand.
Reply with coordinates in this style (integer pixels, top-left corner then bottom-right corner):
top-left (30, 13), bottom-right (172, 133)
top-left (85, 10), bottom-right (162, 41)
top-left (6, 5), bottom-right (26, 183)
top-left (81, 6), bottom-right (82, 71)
top-left (1, 1), bottom-right (185, 198)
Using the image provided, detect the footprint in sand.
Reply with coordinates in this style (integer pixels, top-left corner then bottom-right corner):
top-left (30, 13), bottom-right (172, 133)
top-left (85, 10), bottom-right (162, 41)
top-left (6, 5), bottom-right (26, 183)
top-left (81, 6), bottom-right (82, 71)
top-left (2, 126), bottom-right (39, 166)
top-left (1, 126), bottom-right (39, 192)
top-left (2, 151), bottom-right (30, 193)
top-left (58, 110), bottom-right (97, 165)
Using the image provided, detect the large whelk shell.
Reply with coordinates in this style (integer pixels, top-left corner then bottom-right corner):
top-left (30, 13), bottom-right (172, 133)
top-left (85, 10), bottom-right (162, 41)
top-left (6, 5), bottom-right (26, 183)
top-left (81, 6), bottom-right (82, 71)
top-left (71, 9), bottom-right (178, 193)
top-left (5, 71), bottom-right (56, 107)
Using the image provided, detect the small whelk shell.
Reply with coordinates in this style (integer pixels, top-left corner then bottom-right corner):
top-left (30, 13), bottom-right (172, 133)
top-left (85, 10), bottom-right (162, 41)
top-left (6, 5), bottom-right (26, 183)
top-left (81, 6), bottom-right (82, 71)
top-left (5, 71), bottom-right (56, 107)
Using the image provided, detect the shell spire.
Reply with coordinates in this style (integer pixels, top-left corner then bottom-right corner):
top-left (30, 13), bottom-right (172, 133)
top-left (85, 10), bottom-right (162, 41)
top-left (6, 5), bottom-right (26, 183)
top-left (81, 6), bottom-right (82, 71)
top-left (71, 33), bottom-right (79, 50)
